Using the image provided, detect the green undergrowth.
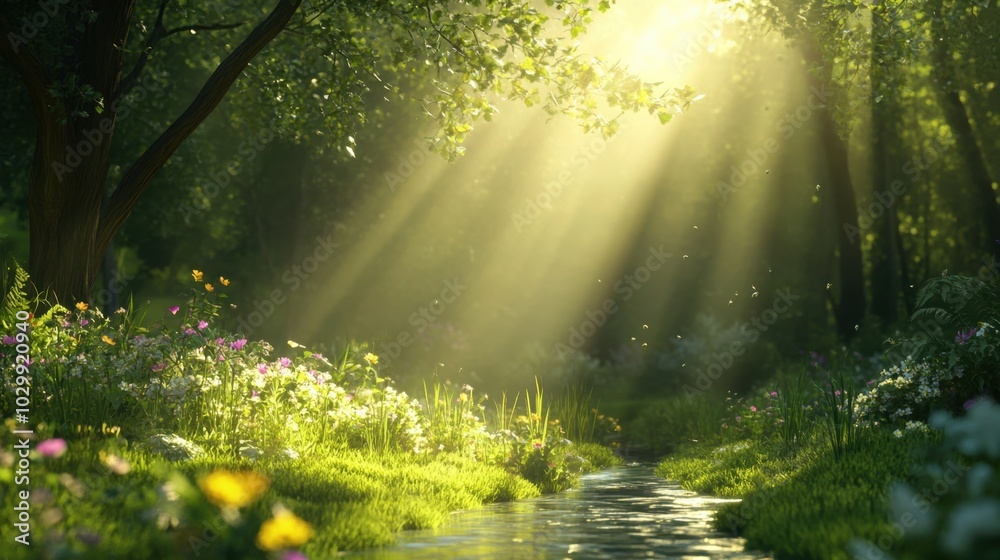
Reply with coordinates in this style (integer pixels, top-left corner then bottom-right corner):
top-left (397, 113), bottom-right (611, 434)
top-left (1, 433), bottom-right (620, 560)
top-left (657, 430), bottom-right (939, 560)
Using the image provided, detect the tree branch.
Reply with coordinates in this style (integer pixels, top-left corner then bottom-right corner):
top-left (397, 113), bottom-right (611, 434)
top-left (117, 0), bottom-right (246, 101)
top-left (97, 0), bottom-right (303, 259)
top-left (0, 12), bottom-right (55, 106)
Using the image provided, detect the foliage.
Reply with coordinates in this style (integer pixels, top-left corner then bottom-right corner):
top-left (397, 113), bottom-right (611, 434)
top-left (850, 398), bottom-right (1000, 560)
top-left (626, 394), bottom-right (727, 455)
top-left (775, 367), bottom-right (809, 452)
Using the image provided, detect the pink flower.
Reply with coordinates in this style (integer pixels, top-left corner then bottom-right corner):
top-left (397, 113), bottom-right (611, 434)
top-left (750, 406), bottom-right (757, 412)
top-left (80, 319), bottom-right (89, 326)
top-left (955, 328), bottom-right (977, 345)
top-left (183, 328), bottom-right (196, 335)
top-left (282, 552), bottom-right (308, 560)
top-left (215, 338), bottom-right (225, 346)
top-left (217, 354), bottom-right (225, 362)
top-left (280, 357), bottom-right (291, 368)
top-left (230, 338), bottom-right (247, 351)
top-left (257, 363), bottom-right (268, 375)
top-left (198, 320), bottom-right (209, 330)
top-left (168, 306), bottom-right (180, 315)
top-left (37, 439), bottom-right (67, 458)
top-left (834, 390), bottom-right (842, 397)
top-left (769, 391), bottom-right (778, 397)
top-left (151, 363), bottom-right (166, 372)
top-left (2, 335), bottom-right (15, 345)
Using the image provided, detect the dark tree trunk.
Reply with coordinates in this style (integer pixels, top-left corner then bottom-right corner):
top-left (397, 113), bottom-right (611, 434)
top-left (930, 0), bottom-right (1000, 260)
top-left (869, 1), bottom-right (902, 326)
top-left (0, 0), bottom-right (302, 305)
top-left (801, 41), bottom-right (867, 340)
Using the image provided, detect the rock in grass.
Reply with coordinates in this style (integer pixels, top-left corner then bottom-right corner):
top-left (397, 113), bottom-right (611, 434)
top-left (147, 433), bottom-right (205, 461)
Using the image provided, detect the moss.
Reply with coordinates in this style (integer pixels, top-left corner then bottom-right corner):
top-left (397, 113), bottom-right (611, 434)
top-left (573, 442), bottom-right (625, 470)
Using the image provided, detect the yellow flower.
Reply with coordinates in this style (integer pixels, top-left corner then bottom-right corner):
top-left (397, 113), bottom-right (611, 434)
top-left (363, 352), bottom-right (379, 365)
top-left (192, 269), bottom-right (204, 282)
top-left (101, 335), bottom-right (115, 346)
top-left (204, 283), bottom-right (214, 292)
top-left (256, 510), bottom-right (313, 551)
top-left (198, 470), bottom-right (269, 509)
top-left (219, 277), bottom-right (230, 286)
top-left (76, 302), bottom-right (89, 311)
top-left (459, 392), bottom-right (469, 403)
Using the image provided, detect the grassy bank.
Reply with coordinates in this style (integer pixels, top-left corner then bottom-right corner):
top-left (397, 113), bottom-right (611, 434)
top-left (0, 432), bottom-right (617, 559)
top-left (657, 430), bottom-right (936, 560)
top-left (0, 272), bottom-right (622, 559)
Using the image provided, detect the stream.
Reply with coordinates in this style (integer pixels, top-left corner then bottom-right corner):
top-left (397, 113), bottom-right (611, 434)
top-left (341, 462), bottom-right (772, 559)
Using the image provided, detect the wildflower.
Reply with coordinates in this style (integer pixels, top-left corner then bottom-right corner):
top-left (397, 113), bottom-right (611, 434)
top-left (955, 328), bottom-right (977, 345)
top-left (769, 391), bottom-right (778, 397)
top-left (198, 470), bottom-right (269, 509)
top-left (37, 439), bottom-right (67, 458)
top-left (2, 335), bottom-right (14, 345)
top-left (198, 320), bottom-right (209, 330)
top-left (216, 338), bottom-right (225, 346)
top-left (282, 552), bottom-right (308, 560)
top-left (462, 384), bottom-right (473, 392)
top-left (750, 405), bottom-right (757, 412)
top-left (102, 452), bottom-right (130, 475)
top-left (192, 270), bottom-right (204, 282)
top-left (183, 328), bottom-right (196, 335)
top-left (363, 352), bottom-right (379, 365)
top-left (220, 277), bottom-right (231, 286)
top-left (115, 307), bottom-right (126, 314)
top-left (458, 392), bottom-right (469, 403)
top-left (893, 429), bottom-right (903, 438)
top-left (151, 363), bottom-right (166, 372)
top-left (256, 509), bottom-right (313, 551)
top-left (168, 306), bottom-right (180, 315)
top-left (101, 335), bottom-right (115, 346)
top-left (280, 357), bottom-right (292, 368)
top-left (257, 363), bottom-right (268, 375)
top-left (532, 441), bottom-right (543, 450)
top-left (230, 338), bottom-right (247, 351)
top-left (76, 302), bottom-right (88, 311)
top-left (204, 283), bottom-right (214, 292)
top-left (80, 319), bottom-right (89, 326)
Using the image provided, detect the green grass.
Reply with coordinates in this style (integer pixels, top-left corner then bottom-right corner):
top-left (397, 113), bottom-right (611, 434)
top-left (656, 429), bottom-right (939, 560)
top-left (0, 437), bottom-right (541, 559)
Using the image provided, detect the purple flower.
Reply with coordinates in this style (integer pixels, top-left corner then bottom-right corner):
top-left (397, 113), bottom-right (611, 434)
top-left (955, 328), bottom-right (977, 345)
top-left (257, 363), bottom-right (268, 375)
top-left (282, 551), bottom-right (308, 560)
top-left (230, 338), bottom-right (247, 351)
top-left (2, 335), bottom-right (14, 345)
top-left (279, 357), bottom-right (291, 368)
top-left (964, 398), bottom-right (981, 411)
top-left (151, 363), bottom-right (166, 372)
top-left (168, 306), bottom-right (180, 315)
top-left (80, 319), bottom-right (89, 326)
top-left (198, 320), bottom-right (209, 330)
top-left (215, 337), bottom-right (225, 346)
top-left (37, 439), bottom-right (67, 458)
top-left (183, 328), bottom-right (196, 336)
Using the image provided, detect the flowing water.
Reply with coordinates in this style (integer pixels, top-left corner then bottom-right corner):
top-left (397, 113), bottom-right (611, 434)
top-left (341, 462), bottom-right (771, 559)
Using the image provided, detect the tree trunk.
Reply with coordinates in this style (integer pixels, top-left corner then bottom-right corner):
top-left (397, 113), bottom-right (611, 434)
top-left (2, 0), bottom-right (301, 305)
top-left (801, 41), bottom-right (867, 340)
top-left (930, 0), bottom-right (1000, 260)
top-left (869, 1), bottom-right (902, 326)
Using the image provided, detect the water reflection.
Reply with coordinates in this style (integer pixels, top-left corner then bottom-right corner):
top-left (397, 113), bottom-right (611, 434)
top-left (341, 463), bottom-right (770, 559)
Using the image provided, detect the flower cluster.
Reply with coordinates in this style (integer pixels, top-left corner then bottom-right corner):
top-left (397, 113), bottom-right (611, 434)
top-left (854, 357), bottom-right (959, 426)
